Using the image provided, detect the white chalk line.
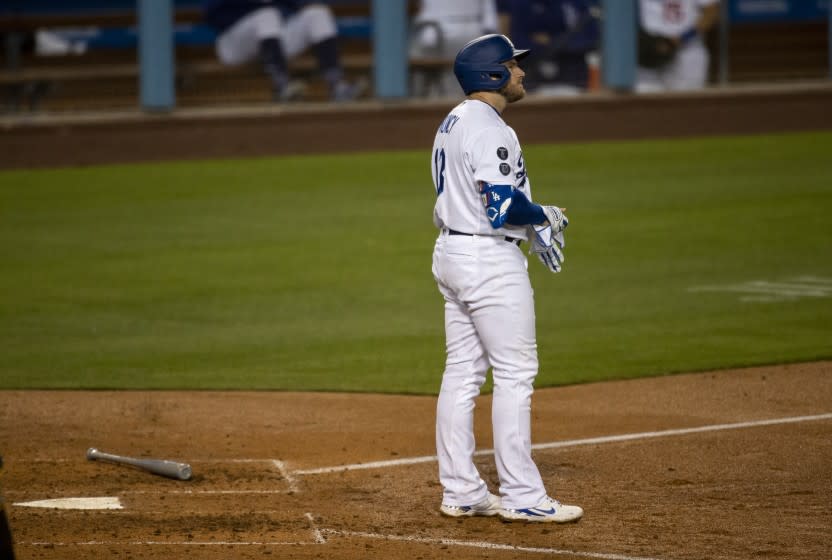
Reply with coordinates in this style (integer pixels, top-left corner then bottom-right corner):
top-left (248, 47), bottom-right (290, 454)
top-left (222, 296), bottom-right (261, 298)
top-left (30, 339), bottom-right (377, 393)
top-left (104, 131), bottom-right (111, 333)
top-left (8, 489), bottom-right (292, 496)
top-left (19, 509), bottom-right (291, 516)
top-left (25, 540), bottom-right (318, 547)
top-left (527, 412), bottom-right (832, 452)
top-left (17, 458), bottom-right (280, 464)
top-left (294, 412), bottom-right (832, 475)
top-left (12, 413), bottom-right (831, 480)
top-left (305, 512), bottom-right (326, 544)
top-left (24, 526), bottom-right (663, 560)
top-left (10, 413), bottom-right (831, 498)
top-left (321, 529), bottom-right (665, 560)
top-left (125, 488), bottom-right (290, 494)
top-left (273, 459), bottom-right (300, 493)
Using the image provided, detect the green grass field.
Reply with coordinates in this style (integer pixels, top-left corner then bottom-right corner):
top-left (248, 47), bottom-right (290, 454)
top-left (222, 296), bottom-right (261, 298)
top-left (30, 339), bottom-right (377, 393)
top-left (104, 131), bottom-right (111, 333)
top-left (1, 131), bottom-right (830, 392)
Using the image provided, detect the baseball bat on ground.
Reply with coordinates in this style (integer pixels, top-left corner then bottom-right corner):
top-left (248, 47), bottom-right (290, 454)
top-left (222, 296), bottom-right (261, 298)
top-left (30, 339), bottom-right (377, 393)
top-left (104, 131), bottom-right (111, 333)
top-left (86, 448), bottom-right (192, 481)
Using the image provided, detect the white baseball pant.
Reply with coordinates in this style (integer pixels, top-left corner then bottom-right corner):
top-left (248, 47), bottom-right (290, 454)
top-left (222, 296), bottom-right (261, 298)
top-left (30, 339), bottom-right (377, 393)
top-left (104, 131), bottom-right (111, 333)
top-left (432, 230), bottom-right (548, 510)
top-left (216, 5), bottom-right (337, 66)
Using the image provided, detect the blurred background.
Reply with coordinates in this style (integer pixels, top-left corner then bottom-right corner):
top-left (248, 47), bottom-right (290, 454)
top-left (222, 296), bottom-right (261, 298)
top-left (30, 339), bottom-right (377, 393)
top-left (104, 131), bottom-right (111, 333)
top-left (0, 0), bottom-right (829, 114)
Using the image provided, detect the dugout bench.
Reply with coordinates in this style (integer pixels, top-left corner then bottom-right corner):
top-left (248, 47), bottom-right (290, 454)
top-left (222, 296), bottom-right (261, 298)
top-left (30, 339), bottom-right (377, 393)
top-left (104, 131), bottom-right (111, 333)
top-left (0, 0), bottom-right (450, 112)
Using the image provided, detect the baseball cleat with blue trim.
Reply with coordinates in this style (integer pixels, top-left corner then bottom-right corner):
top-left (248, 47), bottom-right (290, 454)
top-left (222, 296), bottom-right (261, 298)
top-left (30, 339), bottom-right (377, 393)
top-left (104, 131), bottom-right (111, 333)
top-left (440, 492), bottom-right (502, 518)
top-left (498, 496), bottom-right (583, 523)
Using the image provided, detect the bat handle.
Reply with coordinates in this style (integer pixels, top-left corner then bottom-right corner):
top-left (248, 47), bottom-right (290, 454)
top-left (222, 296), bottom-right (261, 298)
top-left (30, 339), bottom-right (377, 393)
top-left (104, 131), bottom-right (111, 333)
top-left (87, 448), bottom-right (113, 462)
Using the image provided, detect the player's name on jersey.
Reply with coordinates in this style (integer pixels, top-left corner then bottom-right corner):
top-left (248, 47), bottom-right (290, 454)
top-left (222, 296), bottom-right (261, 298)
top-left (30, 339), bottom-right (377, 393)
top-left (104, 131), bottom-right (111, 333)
top-left (438, 114), bottom-right (461, 134)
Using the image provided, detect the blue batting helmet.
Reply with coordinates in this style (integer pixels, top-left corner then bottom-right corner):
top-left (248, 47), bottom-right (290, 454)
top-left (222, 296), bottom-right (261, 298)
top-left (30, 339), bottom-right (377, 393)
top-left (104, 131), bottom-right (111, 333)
top-left (453, 34), bottom-right (530, 95)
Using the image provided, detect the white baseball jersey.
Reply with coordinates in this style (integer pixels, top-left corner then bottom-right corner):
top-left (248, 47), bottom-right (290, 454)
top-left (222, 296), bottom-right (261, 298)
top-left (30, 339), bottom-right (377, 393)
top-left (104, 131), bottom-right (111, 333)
top-left (415, 0), bottom-right (498, 40)
top-left (639, 0), bottom-right (718, 37)
top-left (411, 0), bottom-right (498, 97)
top-left (636, 0), bottom-right (716, 91)
top-left (432, 99), bottom-right (531, 241)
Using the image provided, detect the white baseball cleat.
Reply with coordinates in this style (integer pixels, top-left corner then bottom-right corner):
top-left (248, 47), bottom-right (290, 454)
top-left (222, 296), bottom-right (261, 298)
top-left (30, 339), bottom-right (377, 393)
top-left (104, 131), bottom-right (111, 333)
top-left (498, 496), bottom-right (583, 523)
top-left (439, 492), bottom-right (501, 518)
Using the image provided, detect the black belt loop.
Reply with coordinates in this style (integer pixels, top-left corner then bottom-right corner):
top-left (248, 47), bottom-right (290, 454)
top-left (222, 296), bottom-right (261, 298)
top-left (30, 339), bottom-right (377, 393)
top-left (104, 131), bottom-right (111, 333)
top-left (447, 228), bottom-right (521, 246)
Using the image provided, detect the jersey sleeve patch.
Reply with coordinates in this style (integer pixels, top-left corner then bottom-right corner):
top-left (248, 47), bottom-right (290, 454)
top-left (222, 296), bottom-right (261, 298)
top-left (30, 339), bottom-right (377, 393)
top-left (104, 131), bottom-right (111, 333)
top-left (471, 127), bottom-right (518, 186)
top-left (479, 182), bottom-right (514, 228)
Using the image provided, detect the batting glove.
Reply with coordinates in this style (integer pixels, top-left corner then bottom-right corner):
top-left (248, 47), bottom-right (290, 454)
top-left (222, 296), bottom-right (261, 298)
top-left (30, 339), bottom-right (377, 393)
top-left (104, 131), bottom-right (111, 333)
top-left (542, 205), bottom-right (568, 234)
top-left (530, 223), bottom-right (565, 274)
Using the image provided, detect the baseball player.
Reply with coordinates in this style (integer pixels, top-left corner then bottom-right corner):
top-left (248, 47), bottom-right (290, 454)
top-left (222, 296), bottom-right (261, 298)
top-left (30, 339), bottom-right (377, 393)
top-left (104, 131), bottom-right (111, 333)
top-left (202, 0), bottom-right (362, 101)
top-left (636, 0), bottom-right (720, 92)
top-left (411, 0), bottom-right (499, 97)
top-left (431, 34), bottom-right (583, 523)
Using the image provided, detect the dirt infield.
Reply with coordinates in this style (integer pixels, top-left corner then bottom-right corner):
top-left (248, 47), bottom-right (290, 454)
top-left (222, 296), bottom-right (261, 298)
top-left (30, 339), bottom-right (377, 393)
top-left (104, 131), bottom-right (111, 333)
top-left (2, 361), bottom-right (831, 559)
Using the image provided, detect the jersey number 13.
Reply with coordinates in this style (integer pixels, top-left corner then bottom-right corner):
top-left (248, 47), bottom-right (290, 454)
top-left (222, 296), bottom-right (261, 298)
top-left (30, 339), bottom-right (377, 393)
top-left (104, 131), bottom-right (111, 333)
top-left (433, 148), bottom-right (446, 196)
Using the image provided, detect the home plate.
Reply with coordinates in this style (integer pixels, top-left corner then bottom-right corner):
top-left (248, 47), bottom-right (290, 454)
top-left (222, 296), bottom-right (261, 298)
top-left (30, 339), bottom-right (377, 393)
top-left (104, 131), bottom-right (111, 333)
top-left (14, 497), bottom-right (123, 510)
